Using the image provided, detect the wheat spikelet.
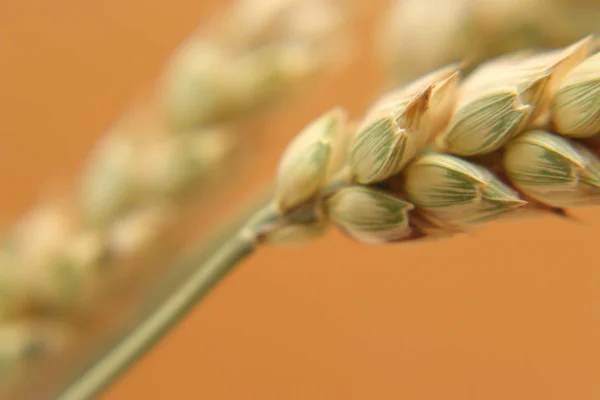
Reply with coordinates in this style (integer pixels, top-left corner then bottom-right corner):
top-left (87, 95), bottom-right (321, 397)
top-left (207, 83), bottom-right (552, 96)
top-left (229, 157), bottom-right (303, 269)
top-left (269, 36), bottom-right (600, 246)
top-left (0, 0), bottom-right (354, 391)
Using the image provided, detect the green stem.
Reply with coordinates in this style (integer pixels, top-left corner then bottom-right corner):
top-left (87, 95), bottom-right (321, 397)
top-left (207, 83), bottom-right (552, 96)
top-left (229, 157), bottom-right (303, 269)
top-left (53, 198), bottom-right (278, 400)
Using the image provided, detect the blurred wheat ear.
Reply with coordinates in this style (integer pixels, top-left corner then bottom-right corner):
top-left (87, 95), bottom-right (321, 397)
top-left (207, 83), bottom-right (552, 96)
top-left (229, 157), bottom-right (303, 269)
top-left (47, 33), bottom-right (600, 399)
top-left (376, 0), bottom-right (600, 86)
top-left (0, 0), bottom-right (358, 398)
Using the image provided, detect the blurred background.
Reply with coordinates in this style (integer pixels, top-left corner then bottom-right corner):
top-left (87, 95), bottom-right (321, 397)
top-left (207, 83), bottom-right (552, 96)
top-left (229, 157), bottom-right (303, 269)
top-left (1, 0), bottom-right (600, 399)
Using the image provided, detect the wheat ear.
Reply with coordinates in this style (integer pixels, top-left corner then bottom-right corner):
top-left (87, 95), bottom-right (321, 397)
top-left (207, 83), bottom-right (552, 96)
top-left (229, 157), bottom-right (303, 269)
top-left (51, 36), bottom-right (600, 399)
top-left (377, 0), bottom-right (600, 85)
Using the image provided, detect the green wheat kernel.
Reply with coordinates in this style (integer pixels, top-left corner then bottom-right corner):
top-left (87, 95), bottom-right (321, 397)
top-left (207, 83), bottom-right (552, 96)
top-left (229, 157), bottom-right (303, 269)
top-left (503, 130), bottom-right (600, 208)
top-left (326, 186), bottom-right (414, 244)
top-left (404, 153), bottom-right (526, 227)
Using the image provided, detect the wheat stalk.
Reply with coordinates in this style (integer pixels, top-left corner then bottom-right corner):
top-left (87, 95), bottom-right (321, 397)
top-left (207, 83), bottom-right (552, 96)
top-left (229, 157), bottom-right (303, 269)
top-left (49, 35), bottom-right (600, 399)
top-left (0, 0), bottom-right (354, 394)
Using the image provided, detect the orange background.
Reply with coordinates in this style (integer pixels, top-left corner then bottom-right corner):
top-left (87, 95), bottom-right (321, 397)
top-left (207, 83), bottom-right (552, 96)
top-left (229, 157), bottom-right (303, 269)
top-left (1, 1), bottom-right (600, 399)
